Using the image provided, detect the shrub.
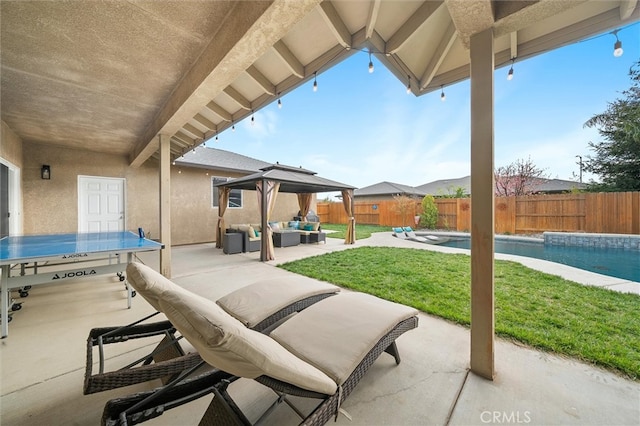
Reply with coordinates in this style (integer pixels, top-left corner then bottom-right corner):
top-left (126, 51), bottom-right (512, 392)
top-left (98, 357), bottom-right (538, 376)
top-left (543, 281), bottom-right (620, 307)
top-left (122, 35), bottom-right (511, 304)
top-left (420, 195), bottom-right (438, 229)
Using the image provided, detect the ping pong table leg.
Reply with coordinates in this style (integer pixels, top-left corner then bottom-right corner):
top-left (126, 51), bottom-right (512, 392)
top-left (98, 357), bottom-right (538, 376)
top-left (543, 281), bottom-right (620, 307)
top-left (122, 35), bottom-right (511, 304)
top-left (2, 265), bottom-right (9, 338)
top-left (126, 253), bottom-right (132, 309)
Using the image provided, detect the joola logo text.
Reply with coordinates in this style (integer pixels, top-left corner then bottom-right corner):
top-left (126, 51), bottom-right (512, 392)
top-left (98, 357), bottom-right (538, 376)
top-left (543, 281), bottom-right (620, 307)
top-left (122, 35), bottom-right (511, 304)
top-left (62, 253), bottom-right (88, 259)
top-left (52, 270), bottom-right (97, 280)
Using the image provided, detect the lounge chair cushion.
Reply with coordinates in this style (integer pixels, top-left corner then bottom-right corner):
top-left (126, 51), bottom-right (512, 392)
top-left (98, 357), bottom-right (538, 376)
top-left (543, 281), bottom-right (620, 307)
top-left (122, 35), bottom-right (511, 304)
top-left (126, 261), bottom-right (172, 312)
top-left (126, 263), bottom-right (338, 396)
top-left (217, 278), bottom-right (340, 328)
top-left (270, 292), bottom-right (418, 385)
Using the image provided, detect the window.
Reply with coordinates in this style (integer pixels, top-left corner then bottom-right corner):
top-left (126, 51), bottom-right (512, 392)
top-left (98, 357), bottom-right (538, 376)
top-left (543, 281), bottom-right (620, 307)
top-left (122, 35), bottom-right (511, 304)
top-left (211, 176), bottom-right (242, 209)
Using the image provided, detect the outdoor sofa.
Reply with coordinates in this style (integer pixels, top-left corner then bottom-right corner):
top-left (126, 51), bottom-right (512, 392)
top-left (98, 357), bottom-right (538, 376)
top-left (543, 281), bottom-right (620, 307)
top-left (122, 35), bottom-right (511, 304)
top-left (271, 220), bottom-right (326, 244)
top-left (226, 223), bottom-right (262, 252)
top-left (100, 262), bottom-right (419, 425)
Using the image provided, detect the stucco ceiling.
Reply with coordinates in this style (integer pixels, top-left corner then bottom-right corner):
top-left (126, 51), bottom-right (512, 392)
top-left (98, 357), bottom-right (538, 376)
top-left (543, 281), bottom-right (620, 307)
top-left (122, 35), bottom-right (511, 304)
top-left (1, 0), bottom-right (638, 166)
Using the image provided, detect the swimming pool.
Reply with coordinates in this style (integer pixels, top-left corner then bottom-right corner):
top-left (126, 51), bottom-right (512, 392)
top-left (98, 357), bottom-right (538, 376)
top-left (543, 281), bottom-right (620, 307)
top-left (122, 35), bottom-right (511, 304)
top-left (439, 237), bottom-right (640, 283)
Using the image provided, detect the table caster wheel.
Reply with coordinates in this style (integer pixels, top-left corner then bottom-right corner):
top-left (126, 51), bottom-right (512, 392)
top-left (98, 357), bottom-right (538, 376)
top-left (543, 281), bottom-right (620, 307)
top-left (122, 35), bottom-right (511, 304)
top-left (132, 290), bottom-right (137, 297)
top-left (19, 291), bottom-right (29, 298)
top-left (11, 303), bottom-right (22, 311)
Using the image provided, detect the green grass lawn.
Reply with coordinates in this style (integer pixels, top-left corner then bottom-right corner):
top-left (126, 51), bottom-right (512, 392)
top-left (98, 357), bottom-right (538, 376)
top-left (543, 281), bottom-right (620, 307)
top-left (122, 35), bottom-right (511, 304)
top-left (278, 244), bottom-right (640, 379)
top-left (321, 223), bottom-right (389, 240)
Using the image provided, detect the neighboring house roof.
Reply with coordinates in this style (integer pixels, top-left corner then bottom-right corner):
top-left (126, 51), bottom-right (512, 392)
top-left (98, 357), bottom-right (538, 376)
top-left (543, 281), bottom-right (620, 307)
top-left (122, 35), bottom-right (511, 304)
top-left (533, 179), bottom-right (588, 193)
top-left (416, 176), bottom-right (471, 196)
top-left (175, 147), bottom-right (270, 174)
top-left (357, 176), bottom-right (587, 198)
top-left (354, 181), bottom-right (426, 198)
top-left (215, 163), bottom-right (355, 194)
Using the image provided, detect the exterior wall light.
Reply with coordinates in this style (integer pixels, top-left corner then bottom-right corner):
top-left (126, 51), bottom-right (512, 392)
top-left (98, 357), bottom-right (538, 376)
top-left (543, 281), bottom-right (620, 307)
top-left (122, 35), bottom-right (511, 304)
top-left (41, 165), bottom-right (51, 180)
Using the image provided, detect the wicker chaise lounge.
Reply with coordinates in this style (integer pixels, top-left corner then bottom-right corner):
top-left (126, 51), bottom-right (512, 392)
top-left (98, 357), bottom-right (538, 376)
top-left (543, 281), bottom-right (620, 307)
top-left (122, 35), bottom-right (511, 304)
top-left (103, 262), bottom-right (419, 425)
top-left (84, 273), bottom-right (340, 395)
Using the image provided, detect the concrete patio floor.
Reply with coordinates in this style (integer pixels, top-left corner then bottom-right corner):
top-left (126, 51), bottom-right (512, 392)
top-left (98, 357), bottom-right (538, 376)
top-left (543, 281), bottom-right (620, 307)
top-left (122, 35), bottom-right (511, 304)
top-left (1, 232), bottom-right (638, 425)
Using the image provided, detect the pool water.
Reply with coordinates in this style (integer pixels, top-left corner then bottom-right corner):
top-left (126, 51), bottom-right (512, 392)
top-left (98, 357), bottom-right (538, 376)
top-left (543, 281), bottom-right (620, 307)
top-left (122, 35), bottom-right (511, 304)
top-left (440, 238), bottom-right (640, 283)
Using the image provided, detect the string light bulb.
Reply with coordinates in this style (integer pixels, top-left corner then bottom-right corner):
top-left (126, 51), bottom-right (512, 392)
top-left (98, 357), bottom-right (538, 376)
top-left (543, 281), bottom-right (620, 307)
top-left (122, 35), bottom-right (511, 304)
top-left (406, 75), bottom-right (411, 94)
top-left (507, 58), bottom-right (515, 81)
top-left (313, 72), bottom-right (318, 92)
top-left (440, 86), bottom-right (446, 101)
top-left (277, 98), bottom-right (282, 109)
top-left (612, 30), bottom-right (623, 57)
top-left (368, 50), bottom-right (374, 74)
top-left (231, 122), bottom-right (235, 132)
top-left (250, 111), bottom-right (255, 126)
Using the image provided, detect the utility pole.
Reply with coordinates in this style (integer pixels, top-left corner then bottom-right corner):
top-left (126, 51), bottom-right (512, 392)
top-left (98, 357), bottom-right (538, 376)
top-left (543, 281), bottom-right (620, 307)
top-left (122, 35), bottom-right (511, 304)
top-left (575, 155), bottom-right (583, 183)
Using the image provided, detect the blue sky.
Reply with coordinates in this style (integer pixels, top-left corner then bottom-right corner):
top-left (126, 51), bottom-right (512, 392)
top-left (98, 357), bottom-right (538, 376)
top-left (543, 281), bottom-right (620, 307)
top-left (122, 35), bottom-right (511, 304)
top-left (203, 23), bottom-right (639, 196)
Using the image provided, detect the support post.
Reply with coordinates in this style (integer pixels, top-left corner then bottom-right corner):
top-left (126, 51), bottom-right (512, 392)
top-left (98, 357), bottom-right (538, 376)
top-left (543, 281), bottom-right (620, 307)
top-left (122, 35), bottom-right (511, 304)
top-left (159, 134), bottom-right (172, 278)
top-left (260, 179), bottom-right (268, 262)
top-left (469, 28), bottom-right (495, 380)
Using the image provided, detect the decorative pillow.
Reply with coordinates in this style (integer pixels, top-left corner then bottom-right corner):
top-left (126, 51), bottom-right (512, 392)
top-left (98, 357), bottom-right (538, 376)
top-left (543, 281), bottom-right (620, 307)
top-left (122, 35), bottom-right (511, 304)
top-left (270, 222), bottom-right (280, 230)
top-left (126, 262), bottom-right (337, 396)
top-left (254, 230), bottom-right (260, 238)
top-left (311, 222), bottom-right (320, 231)
top-left (403, 226), bottom-right (413, 232)
top-left (304, 224), bottom-right (313, 231)
top-left (393, 227), bottom-right (404, 233)
top-left (288, 221), bottom-right (299, 230)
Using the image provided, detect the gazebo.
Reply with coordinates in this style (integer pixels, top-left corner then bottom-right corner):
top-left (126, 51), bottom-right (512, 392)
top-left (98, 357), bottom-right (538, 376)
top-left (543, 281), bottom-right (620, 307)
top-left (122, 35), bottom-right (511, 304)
top-left (214, 163), bottom-right (356, 261)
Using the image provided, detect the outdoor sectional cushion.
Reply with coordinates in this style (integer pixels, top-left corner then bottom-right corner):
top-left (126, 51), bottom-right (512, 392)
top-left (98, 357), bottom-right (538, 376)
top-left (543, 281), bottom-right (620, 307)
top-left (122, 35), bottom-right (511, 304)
top-left (126, 262), bottom-right (338, 396)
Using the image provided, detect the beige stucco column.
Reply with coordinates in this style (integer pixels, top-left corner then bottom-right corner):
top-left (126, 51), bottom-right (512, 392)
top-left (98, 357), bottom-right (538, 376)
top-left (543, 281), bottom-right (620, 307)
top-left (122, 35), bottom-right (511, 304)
top-left (159, 133), bottom-right (172, 278)
top-left (469, 28), bottom-right (495, 380)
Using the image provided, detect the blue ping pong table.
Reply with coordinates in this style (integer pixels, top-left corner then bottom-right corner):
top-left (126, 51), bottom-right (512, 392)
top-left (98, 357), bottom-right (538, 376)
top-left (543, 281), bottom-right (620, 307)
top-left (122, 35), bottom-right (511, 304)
top-left (0, 231), bottom-right (164, 338)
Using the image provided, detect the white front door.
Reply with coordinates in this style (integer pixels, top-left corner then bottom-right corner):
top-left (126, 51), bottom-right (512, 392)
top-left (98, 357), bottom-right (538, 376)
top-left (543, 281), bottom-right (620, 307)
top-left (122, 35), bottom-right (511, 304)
top-left (78, 176), bottom-right (125, 233)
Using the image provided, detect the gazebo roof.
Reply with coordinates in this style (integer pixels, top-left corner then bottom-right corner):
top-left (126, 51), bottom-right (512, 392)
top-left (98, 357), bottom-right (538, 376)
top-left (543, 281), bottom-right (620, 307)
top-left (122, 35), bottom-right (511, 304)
top-left (214, 163), bottom-right (355, 194)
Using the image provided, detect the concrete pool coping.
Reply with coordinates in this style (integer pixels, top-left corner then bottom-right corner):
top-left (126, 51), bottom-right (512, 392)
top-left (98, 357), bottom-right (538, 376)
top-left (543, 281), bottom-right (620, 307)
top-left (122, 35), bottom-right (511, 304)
top-left (411, 231), bottom-right (639, 295)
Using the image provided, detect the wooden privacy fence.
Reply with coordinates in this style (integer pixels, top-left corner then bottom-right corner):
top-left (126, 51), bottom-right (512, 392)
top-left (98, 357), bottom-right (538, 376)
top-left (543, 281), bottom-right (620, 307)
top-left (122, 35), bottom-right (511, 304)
top-left (317, 191), bottom-right (640, 235)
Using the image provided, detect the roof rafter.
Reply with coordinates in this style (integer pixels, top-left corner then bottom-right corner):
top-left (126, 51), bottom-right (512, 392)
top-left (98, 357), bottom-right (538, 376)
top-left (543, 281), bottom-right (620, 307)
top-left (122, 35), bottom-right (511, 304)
top-left (386, 0), bottom-right (442, 54)
top-left (206, 101), bottom-right (232, 122)
top-left (182, 123), bottom-right (205, 139)
top-left (509, 31), bottom-right (518, 59)
top-left (193, 113), bottom-right (217, 131)
top-left (619, 0), bottom-right (638, 19)
top-left (273, 40), bottom-right (305, 78)
top-left (246, 65), bottom-right (276, 95)
top-left (365, 0), bottom-right (381, 39)
top-left (419, 21), bottom-right (457, 90)
top-left (174, 131), bottom-right (195, 146)
top-left (223, 86), bottom-right (252, 110)
top-left (170, 136), bottom-right (191, 149)
top-left (318, 1), bottom-right (352, 48)
top-left (304, 44), bottom-right (352, 77)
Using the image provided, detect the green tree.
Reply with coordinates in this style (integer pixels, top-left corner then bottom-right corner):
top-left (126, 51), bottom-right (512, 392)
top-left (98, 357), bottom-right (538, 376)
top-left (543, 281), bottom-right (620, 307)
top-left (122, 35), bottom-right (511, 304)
top-left (583, 60), bottom-right (640, 191)
top-left (420, 195), bottom-right (438, 229)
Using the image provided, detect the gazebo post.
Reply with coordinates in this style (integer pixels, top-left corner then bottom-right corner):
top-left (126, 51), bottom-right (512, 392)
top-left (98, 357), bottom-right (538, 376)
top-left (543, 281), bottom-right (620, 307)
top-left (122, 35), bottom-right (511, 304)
top-left (260, 178), bottom-right (268, 262)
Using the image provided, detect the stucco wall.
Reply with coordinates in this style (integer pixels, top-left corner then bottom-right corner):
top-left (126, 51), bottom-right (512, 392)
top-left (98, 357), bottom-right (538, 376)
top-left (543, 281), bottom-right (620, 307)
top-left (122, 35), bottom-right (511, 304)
top-left (1, 120), bottom-right (23, 167)
top-left (20, 142), bottom-right (308, 244)
top-left (22, 142), bottom-right (158, 235)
